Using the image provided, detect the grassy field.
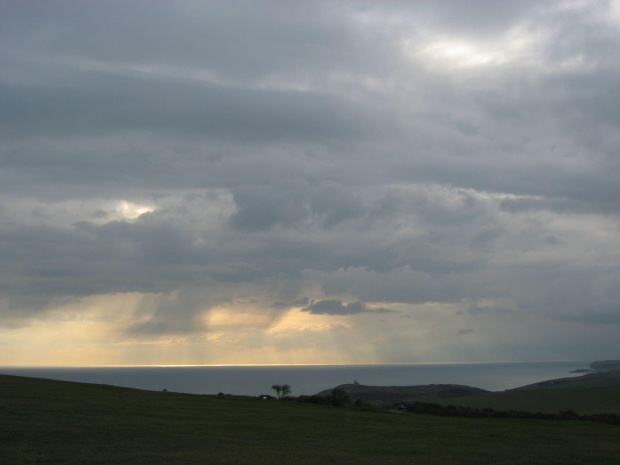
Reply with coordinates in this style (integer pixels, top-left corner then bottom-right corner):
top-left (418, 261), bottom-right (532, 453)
top-left (1, 374), bottom-right (619, 464)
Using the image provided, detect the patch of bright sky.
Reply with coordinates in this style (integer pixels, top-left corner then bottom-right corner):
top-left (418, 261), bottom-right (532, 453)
top-left (406, 25), bottom-right (539, 71)
top-left (0, 189), bottom-right (236, 229)
top-left (612, 0), bottom-right (620, 22)
top-left (267, 307), bottom-right (352, 333)
top-left (404, 1), bottom-right (620, 73)
top-left (0, 293), bottom-right (147, 365)
top-left (0, 197), bottom-right (154, 227)
top-left (117, 200), bottom-right (154, 219)
top-left (207, 305), bottom-right (280, 330)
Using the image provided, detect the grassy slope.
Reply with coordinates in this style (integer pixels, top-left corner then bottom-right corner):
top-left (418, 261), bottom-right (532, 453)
top-left (514, 369), bottom-right (620, 390)
top-left (591, 361), bottom-right (620, 372)
top-left (437, 387), bottom-right (620, 414)
top-left (437, 370), bottom-right (620, 414)
top-left (316, 384), bottom-right (489, 408)
top-left (1, 375), bottom-right (620, 465)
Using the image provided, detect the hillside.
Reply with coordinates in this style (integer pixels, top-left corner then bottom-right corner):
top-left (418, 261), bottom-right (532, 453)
top-left (316, 383), bottom-right (488, 408)
top-left (2, 374), bottom-right (620, 464)
top-left (513, 367), bottom-right (620, 391)
top-left (314, 370), bottom-right (620, 414)
top-left (435, 370), bottom-right (620, 414)
top-left (591, 360), bottom-right (620, 372)
top-left (437, 386), bottom-right (620, 414)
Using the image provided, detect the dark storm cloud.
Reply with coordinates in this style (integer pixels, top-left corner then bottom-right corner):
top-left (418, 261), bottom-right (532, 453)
top-left (0, 76), bottom-right (370, 141)
top-left (396, 148), bottom-right (620, 216)
top-left (0, 0), bottom-right (619, 360)
top-left (1, 1), bottom-right (396, 82)
top-left (516, 265), bottom-right (620, 325)
top-left (0, 220), bottom-right (199, 300)
top-left (228, 181), bottom-right (365, 232)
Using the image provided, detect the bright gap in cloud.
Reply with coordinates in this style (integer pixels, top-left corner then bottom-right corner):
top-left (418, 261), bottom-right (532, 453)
top-left (117, 200), bottom-right (154, 219)
top-left (424, 40), bottom-right (501, 67)
top-left (407, 27), bottom-right (536, 70)
top-left (610, 0), bottom-right (620, 24)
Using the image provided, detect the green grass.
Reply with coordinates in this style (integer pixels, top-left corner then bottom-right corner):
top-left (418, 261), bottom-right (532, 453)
top-left (1, 374), bottom-right (619, 464)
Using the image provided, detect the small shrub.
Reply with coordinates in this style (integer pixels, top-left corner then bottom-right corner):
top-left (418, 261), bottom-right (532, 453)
top-left (328, 388), bottom-right (351, 407)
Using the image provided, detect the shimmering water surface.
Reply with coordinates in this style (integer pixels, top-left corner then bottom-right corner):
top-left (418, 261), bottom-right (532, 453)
top-left (0, 361), bottom-right (588, 396)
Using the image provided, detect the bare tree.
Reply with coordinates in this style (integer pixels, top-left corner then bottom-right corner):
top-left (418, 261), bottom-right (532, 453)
top-left (271, 384), bottom-right (292, 399)
top-left (271, 384), bottom-right (282, 399)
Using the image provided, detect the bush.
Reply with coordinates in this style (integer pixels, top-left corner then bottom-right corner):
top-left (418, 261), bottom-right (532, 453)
top-left (328, 388), bottom-right (351, 407)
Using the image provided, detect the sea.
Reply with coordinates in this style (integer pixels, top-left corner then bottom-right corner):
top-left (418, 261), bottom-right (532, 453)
top-left (0, 361), bottom-right (590, 396)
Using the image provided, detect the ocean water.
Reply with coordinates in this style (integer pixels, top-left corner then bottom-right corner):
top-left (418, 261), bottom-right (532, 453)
top-left (0, 361), bottom-right (589, 396)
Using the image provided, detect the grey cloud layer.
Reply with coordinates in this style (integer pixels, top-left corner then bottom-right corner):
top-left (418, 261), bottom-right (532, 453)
top-left (1, 1), bottom-right (619, 358)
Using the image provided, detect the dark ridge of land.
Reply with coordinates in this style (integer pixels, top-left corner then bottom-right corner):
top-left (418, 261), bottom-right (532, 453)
top-left (569, 360), bottom-right (620, 373)
top-left (435, 385), bottom-right (620, 414)
top-left (590, 360), bottom-right (620, 372)
top-left (2, 374), bottom-right (620, 465)
top-left (316, 383), bottom-right (489, 408)
top-left (315, 370), bottom-right (620, 414)
top-left (512, 367), bottom-right (620, 391)
top-left (435, 370), bottom-right (620, 414)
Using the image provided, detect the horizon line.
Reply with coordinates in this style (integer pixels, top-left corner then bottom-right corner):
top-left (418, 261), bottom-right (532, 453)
top-left (0, 360), bottom-right (589, 369)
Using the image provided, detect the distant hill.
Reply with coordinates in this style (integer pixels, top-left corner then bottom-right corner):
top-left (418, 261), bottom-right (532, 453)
top-left (316, 383), bottom-right (488, 408)
top-left (435, 369), bottom-right (620, 414)
top-left (591, 360), bottom-right (620, 372)
top-left (316, 369), bottom-right (620, 413)
top-left (512, 367), bottom-right (620, 391)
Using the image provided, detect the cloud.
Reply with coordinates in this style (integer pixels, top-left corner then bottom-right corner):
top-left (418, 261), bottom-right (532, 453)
top-left (0, 0), bottom-right (619, 363)
top-left (467, 305), bottom-right (516, 316)
top-left (0, 77), bottom-right (374, 142)
top-left (300, 299), bottom-right (395, 315)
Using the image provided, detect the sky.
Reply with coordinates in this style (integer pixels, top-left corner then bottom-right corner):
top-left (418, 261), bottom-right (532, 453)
top-left (1, 0), bottom-right (619, 366)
